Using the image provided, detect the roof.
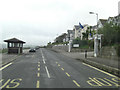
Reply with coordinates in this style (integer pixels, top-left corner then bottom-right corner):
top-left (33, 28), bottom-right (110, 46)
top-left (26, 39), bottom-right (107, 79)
top-left (4, 38), bottom-right (26, 43)
top-left (99, 19), bottom-right (107, 25)
top-left (74, 25), bottom-right (80, 30)
top-left (67, 30), bottom-right (73, 33)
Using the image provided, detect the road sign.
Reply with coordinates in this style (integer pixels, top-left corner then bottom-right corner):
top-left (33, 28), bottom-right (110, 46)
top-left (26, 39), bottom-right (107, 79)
top-left (73, 44), bottom-right (79, 47)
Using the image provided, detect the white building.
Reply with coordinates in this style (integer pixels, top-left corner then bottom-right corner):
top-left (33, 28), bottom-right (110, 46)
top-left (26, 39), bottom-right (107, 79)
top-left (80, 24), bottom-right (89, 40)
top-left (73, 25), bottom-right (81, 39)
top-left (98, 19), bottom-right (107, 28)
top-left (67, 30), bottom-right (75, 41)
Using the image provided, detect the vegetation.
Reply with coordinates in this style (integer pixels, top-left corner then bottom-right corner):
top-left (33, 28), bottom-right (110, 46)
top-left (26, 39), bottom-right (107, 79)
top-left (98, 23), bottom-right (120, 57)
top-left (0, 49), bottom-right (8, 53)
top-left (98, 23), bottom-right (120, 46)
top-left (51, 41), bottom-right (69, 45)
top-left (72, 37), bottom-right (94, 49)
top-left (82, 26), bottom-right (96, 40)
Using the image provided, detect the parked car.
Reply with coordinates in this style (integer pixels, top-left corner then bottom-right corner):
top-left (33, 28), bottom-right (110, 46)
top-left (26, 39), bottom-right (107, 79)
top-left (29, 49), bottom-right (36, 52)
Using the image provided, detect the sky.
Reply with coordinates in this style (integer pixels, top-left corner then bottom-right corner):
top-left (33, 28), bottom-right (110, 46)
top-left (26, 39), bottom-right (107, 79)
top-left (0, 0), bottom-right (119, 46)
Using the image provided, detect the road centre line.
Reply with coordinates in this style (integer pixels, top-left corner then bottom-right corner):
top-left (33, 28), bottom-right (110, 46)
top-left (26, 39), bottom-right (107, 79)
top-left (45, 66), bottom-right (50, 78)
top-left (65, 72), bottom-right (70, 77)
top-left (38, 65), bottom-right (40, 67)
top-left (36, 80), bottom-right (40, 88)
top-left (0, 63), bottom-right (13, 71)
top-left (61, 68), bottom-right (64, 71)
top-left (58, 64), bottom-right (60, 67)
top-left (38, 68), bottom-right (40, 71)
top-left (37, 73), bottom-right (40, 77)
top-left (82, 63), bottom-right (119, 78)
top-left (73, 80), bottom-right (80, 87)
top-left (56, 62), bottom-right (80, 87)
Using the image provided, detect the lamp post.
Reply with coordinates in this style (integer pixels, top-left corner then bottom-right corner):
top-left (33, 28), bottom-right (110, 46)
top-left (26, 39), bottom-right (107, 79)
top-left (89, 12), bottom-right (99, 57)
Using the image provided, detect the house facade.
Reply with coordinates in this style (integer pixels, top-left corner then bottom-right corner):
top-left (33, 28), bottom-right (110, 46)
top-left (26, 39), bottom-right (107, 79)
top-left (98, 19), bottom-right (107, 28)
top-left (80, 24), bottom-right (89, 40)
top-left (73, 25), bottom-right (81, 39)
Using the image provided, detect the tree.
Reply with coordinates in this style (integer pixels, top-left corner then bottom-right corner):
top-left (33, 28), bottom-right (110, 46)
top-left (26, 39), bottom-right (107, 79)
top-left (82, 30), bottom-right (89, 40)
top-left (98, 23), bottom-right (120, 46)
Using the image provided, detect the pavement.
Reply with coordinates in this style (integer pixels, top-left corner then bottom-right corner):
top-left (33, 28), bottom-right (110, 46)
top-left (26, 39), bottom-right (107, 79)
top-left (1, 49), bottom-right (30, 66)
top-left (51, 49), bottom-right (120, 77)
top-left (1, 48), bottom-right (120, 88)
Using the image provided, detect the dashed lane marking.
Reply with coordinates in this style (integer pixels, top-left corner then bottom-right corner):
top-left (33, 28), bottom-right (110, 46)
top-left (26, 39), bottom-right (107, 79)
top-left (58, 64), bottom-right (60, 67)
top-left (38, 68), bottom-right (40, 71)
top-left (73, 80), bottom-right (80, 87)
top-left (36, 80), bottom-right (40, 88)
top-left (61, 68), bottom-right (64, 71)
top-left (0, 63), bottom-right (13, 71)
top-left (37, 73), bottom-right (40, 77)
top-left (65, 72), bottom-right (70, 77)
top-left (38, 65), bottom-right (40, 67)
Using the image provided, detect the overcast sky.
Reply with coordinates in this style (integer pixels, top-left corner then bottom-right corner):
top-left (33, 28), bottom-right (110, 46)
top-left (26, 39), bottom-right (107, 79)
top-left (0, 0), bottom-right (119, 46)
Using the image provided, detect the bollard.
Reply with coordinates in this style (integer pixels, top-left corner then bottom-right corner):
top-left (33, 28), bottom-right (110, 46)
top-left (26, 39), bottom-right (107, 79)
top-left (85, 50), bottom-right (87, 58)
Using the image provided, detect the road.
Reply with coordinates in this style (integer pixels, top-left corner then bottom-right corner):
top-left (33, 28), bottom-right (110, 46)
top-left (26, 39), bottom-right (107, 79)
top-left (1, 48), bottom-right (120, 89)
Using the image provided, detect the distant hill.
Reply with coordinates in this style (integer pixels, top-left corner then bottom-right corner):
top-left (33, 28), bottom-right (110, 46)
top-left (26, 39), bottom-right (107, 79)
top-left (0, 43), bottom-right (39, 49)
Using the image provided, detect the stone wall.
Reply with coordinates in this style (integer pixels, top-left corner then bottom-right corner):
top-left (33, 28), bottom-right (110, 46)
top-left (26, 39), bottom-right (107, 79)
top-left (71, 48), bottom-right (93, 52)
top-left (99, 46), bottom-right (119, 60)
top-left (52, 45), bottom-right (69, 52)
top-left (52, 45), bottom-right (93, 52)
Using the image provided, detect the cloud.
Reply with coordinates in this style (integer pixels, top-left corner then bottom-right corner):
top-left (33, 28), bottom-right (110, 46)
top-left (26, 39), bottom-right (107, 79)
top-left (0, 0), bottom-right (119, 45)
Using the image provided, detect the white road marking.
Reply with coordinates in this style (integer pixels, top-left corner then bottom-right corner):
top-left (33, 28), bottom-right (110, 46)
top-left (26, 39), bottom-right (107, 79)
top-left (0, 63), bottom-right (13, 71)
top-left (45, 66), bottom-right (50, 78)
top-left (41, 50), bottom-right (46, 64)
top-left (43, 58), bottom-right (46, 64)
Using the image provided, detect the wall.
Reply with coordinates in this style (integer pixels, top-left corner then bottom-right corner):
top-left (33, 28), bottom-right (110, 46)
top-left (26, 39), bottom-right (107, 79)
top-left (99, 46), bottom-right (119, 60)
top-left (52, 45), bottom-right (69, 52)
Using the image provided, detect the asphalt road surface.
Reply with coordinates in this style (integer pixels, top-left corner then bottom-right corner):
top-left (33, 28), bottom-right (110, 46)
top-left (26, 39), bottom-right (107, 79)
top-left (1, 48), bottom-right (120, 89)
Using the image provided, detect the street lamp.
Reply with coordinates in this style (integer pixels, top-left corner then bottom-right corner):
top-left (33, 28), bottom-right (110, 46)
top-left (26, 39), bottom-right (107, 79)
top-left (89, 12), bottom-right (99, 57)
top-left (89, 12), bottom-right (98, 33)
